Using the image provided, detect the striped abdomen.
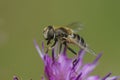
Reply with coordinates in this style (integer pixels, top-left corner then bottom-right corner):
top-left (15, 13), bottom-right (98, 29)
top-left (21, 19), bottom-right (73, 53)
top-left (72, 33), bottom-right (87, 48)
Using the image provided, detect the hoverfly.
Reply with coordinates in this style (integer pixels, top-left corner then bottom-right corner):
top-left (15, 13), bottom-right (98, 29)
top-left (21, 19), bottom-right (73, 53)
top-left (43, 22), bottom-right (96, 55)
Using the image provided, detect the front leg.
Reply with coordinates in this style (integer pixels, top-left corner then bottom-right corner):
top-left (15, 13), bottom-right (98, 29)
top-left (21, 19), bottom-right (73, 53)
top-left (45, 39), bottom-right (51, 53)
top-left (51, 38), bottom-right (58, 47)
top-left (47, 39), bottom-right (51, 45)
top-left (46, 38), bottom-right (58, 53)
top-left (45, 46), bottom-right (52, 53)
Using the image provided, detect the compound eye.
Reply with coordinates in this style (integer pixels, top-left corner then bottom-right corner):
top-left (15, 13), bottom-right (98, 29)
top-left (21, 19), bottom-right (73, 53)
top-left (43, 32), bottom-right (48, 39)
top-left (43, 27), bottom-right (49, 39)
top-left (48, 28), bottom-right (54, 38)
top-left (43, 25), bottom-right (55, 40)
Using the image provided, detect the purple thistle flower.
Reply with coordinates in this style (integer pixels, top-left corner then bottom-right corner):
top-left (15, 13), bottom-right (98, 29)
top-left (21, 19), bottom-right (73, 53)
top-left (34, 40), bottom-right (120, 80)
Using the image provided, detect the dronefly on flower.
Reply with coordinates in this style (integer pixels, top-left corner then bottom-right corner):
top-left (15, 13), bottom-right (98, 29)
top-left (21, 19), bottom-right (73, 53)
top-left (34, 40), bottom-right (119, 80)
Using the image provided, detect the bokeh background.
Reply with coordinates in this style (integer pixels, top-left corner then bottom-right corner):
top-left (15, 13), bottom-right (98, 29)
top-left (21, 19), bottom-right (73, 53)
top-left (0, 0), bottom-right (120, 79)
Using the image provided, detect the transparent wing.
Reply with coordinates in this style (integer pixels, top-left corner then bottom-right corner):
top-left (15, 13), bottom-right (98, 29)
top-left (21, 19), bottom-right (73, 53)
top-left (66, 22), bottom-right (84, 33)
top-left (84, 44), bottom-right (96, 56)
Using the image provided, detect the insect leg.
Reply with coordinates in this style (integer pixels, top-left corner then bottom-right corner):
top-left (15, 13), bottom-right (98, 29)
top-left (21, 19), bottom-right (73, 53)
top-left (46, 38), bottom-right (58, 53)
top-left (63, 42), bottom-right (77, 55)
top-left (67, 46), bottom-right (77, 55)
top-left (47, 39), bottom-right (51, 45)
top-left (51, 38), bottom-right (58, 47)
top-left (59, 43), bottom-right (63, 53)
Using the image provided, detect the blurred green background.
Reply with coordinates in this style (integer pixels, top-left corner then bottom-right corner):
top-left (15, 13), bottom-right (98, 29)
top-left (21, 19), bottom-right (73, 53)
top-left (0, 0), bottom-right (120, 79)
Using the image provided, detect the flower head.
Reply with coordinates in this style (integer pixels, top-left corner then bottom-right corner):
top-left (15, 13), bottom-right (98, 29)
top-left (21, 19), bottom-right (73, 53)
top-left (34, 41), bottom-right (119, 80)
